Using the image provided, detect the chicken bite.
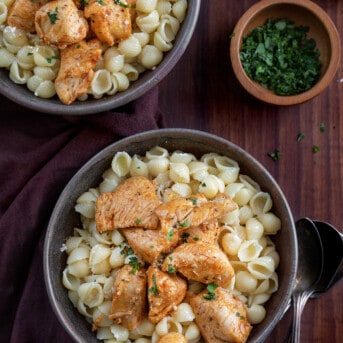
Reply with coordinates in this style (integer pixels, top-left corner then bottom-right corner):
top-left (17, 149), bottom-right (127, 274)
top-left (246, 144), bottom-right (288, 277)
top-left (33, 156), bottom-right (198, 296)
top-left (155, 193), bottom-right (237, 235)
top-left (190, 287), bottom-right (252, 343)
top-left (7, 0), bottom-right (50, 32)
top-left (95, 176), bottom-right (161, 233)
top-left (109, 265), bottom-right (147, 331)
top-left (147, 265), bottom-right (187, 324)
top-left (35, 0), bottom-right (89, 49)
top-left (54, 39), bottom-right (102, 105)
top-left (162, 242), bottom-right (235, 287)
top-left (84, 0), bottom-right (132, 46)
top-left (121, 227), bottom-right (179, 264)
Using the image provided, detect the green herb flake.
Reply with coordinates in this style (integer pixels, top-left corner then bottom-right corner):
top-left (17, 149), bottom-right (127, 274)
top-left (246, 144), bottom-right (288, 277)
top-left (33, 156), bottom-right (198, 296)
top-left (240, 18), bottom-right (321, 96)
top-left (203, 282), bottom-right (218, 301)
top-left (167, 229), bottom-right (174, 241)
top-left (236, 312), bottom-right (246, 320)
top-left (167, 264), bottom-right (176, 273)
top-left (114, 0), bottom-right (136, 8)
top-left (268, 149), bottom-right (281, 161)
top-left (178, 219), bottom-right (191, 228)
top-left (97, 0), bottom-right (105, 5)
top-left (128, 256), bottom-right (140, 274)
top-left (313, 145), bottom-right (320, 153)
top-left (320, 122), bottom-right (325, 132)
top-left (201, 182), bottom-right (207, 187)
top-left (297, 132), bottom-right (305, 141)
top-left (46, 55), bottom-right (57, 64)
top-left (149, 275), bottom-right (159, 296)
top-left (181, 232), bottom-right (190, 243)
top-left (120, 246), bottom-right (134, 257)
top-left (187, 197), bottom-right (198, 205)
top-left (135, 218), bottom-right (141, 225)
top-left (47, 7), bottom-right (59, 25)
top-left (193, 237), bottom-right (199, 241)
top-left (27, 52), bottom-right (33, 56)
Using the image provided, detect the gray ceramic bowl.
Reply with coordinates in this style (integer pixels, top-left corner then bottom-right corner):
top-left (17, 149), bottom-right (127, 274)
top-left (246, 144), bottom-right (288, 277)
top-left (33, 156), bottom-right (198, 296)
top-left (44, 129), bottom-right (297, 342)
top-left (0, 1), bottom-right (200, 115)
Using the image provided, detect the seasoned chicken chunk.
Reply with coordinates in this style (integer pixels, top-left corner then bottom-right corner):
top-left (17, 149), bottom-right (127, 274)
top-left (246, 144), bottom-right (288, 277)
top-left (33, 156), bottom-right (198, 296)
top-left (181, 220), bottom-right (220, 244)
top-left (162, 242), bottom-right (235, 287)
top-left (121, 227), bottom-right (179, 264)
top-left (109, 265), bottom-right (147, 331)
top-left (84, 0), bottom-right (132, 46)
top-left (158, 332), bottom-right (187, 343)
top-left (190, 287), bottom-right (252, 343)
top-left (96, 176), bottom-right (161, 233)
top-left (147, 265), bottom-right (187, 324)
top-left (7, 0), bottom-right (49, 32)
top-left (35, 0), bottom-right (89, 49)
top-left (55, 39), bottom-right (102, 105)
top-left (155, 193), bottom-right (237, 235)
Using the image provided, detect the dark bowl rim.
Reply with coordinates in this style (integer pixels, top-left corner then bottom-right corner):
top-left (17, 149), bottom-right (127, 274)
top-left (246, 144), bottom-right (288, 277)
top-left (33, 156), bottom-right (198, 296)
top-left (0, 0), bottom-right (201, 115)
top-left (230, 0), bottom-right (341, 106)
top-left (44, 128), bottom-right (298, 343)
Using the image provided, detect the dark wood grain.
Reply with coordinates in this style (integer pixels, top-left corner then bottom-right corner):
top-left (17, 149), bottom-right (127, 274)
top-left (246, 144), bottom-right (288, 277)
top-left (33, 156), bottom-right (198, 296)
top-left (159, 1), bottom-right (343, 342)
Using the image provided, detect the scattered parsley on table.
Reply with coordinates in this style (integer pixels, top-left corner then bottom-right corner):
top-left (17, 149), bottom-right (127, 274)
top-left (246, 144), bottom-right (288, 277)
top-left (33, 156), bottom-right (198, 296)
top-left (240, 18), bottom-right (321, 96)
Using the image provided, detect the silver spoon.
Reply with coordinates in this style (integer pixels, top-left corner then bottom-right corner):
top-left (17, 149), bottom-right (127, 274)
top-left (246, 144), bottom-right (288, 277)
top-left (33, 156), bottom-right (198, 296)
top-left (289, 218), bottom-right (324, 343)
top-left (311, 220), bottom-right (343, 298)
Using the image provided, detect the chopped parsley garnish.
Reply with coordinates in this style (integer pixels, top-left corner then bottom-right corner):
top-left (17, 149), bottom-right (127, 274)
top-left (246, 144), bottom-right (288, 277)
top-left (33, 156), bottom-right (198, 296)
top-left (193, 237), bottom-right (199, 241)
top-left (135, 218), bottom-right (141, 225)
top-left (320, 122), bottom-right (325, 132)
top-left (167, 264), bottom-right (176, 273)
top-left (203, 282), bottom-right (218, 300)
top-left (240, 18), bottom-right (321, 96)
top-left (187, 197), bottom-right (198, 205)
top-left (120, 245), bottom-right (134, 257)
top-left (297, 132), bottom-right (305, 141)
top-left (201, 182), bottom-right (207, 187)
top-left (313, 145), bottom-right (320, 153)
top-left (114, 0), bottom-right (136, 8)
top-left (79, 0), bottom-right (89, 6)
top-left (97, 0), bottom-right (105, 5)
top-left (181, 232), bottom-right (190, 243)
top-left (149, 275), bottom-right (159, 295)
top-left (46, 55), bottom-right (57, 64)
top-left (167, 228), bottom-right (174, 241)
top-left (47, 8), bottom-right (59, 24)
top-left (178, 219), bottom-right (191, 228)
top-left (128, 256), bottom-right (140, 274)
top-left (268, 149), bottom-right (281, 161)
top-left (27, 52), bottom-right (33, 56)
top-left (236, 312), bottom-right (246, 320)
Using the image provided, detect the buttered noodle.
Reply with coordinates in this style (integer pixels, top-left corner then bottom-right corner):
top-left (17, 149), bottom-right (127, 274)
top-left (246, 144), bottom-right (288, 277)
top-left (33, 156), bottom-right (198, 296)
top-left (62, 146), bottom-right (281, 342)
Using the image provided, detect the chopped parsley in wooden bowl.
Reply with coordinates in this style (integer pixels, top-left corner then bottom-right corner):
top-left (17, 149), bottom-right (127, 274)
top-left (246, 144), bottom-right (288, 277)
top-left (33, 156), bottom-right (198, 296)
top-left (230, 0), bottom-right (341, 106)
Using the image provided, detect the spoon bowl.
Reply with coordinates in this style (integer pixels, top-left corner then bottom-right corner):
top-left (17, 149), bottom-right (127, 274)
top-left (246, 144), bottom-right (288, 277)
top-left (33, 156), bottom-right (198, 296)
top-left (290, 218), bottom-right (324, 343)
top-left (311, 221), bottom-right (343, 297)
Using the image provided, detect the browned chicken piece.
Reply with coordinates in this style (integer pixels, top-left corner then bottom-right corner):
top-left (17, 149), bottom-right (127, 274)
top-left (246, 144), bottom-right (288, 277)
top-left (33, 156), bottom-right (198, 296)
top-left (121, 227), bottom-right (179, 264)
top-left (155, 193), bottom-right (237, 235)
top-left (7, 0), bottom-right (50, 32)
top-left (55, 39), bottom-right (102, 105)
top-left (96, 176), bottom-right (161, 233)
top-left (35, 0), bottom-right (89, 49)
top-left (158, 332), bottom-right (187, 343)
top-left (161, 242), bottom-right (235, 287)
top-left (181, 220), bottom-right (220, 244)
top-left (147, 265), bottom-right (187, 324)
top-left (109, 265), bottom-right (147, 331)
top-left (84, 0), bottom-right (132, 46)
top-left (190, 287), bottom-right (252, 343)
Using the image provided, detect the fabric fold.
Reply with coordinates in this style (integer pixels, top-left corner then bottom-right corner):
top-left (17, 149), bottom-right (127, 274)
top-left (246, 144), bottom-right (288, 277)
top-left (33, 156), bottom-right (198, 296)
top-left (0, 87), bottom-right (165, 342)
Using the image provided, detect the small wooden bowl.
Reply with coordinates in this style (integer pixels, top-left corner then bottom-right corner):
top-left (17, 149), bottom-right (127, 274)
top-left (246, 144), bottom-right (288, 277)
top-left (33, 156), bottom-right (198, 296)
top-left (230, 0), bottom-right (341, 105)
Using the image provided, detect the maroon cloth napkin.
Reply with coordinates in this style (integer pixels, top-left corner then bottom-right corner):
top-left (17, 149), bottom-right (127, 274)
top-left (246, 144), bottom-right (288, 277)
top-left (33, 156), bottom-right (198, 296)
top-left (0, 87), bottom-right (165, 343)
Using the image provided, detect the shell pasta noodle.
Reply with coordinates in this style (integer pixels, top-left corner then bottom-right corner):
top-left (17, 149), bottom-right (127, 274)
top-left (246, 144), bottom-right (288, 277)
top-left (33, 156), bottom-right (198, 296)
top-left (62, 146), bottom-right (282, 342)
top-left (0, 0), bottom-right (189, 104)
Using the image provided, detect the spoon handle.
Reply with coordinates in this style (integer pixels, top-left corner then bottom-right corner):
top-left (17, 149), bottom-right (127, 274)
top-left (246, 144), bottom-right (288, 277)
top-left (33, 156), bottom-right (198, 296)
top-left (290, 291), bottom-right (313, 343)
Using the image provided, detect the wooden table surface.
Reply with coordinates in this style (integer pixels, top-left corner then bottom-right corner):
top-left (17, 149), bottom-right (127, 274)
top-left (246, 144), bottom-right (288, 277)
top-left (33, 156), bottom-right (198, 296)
top-left (159, 1), bottom-right (343, 342)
